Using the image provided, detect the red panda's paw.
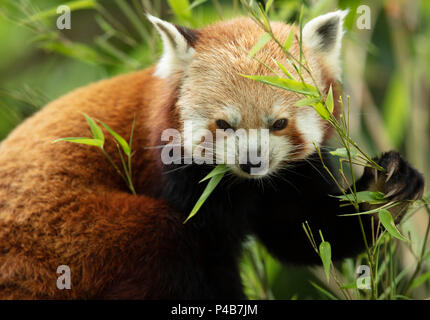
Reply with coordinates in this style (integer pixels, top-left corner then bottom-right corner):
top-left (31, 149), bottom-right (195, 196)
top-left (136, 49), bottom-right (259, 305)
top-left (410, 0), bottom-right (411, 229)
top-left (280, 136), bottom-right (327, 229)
top-left (377, 151), bottom-right (424, 202)
top-left (361, 151), bottom-right (424, 223)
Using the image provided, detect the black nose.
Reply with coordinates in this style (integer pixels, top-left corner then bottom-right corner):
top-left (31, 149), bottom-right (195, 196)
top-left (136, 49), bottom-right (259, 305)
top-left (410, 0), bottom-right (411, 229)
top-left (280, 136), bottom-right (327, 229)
top-left (240, 162), bottom-right (262, 174)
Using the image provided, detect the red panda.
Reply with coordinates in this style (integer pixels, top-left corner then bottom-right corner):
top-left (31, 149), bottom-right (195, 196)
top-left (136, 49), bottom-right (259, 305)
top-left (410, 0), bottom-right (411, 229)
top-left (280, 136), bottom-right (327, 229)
top-left (0, 11), bottom-right (424, 299)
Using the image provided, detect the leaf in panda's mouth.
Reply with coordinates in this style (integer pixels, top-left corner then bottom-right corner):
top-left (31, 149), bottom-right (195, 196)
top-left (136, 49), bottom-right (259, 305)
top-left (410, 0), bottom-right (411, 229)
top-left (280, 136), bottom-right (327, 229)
top-left (184, 164), bottom-right (229, 223)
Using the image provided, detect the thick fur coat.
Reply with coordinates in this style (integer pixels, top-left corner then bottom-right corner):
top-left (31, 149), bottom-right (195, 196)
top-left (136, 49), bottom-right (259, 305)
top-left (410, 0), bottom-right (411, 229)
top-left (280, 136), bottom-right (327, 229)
top-left (0, 13), bottom-right (424, 299)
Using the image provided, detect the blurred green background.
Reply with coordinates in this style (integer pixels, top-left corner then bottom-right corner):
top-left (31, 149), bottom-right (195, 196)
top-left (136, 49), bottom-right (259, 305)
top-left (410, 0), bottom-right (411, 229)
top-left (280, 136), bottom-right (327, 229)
top-left (0, 0), bottom-right (429, 299)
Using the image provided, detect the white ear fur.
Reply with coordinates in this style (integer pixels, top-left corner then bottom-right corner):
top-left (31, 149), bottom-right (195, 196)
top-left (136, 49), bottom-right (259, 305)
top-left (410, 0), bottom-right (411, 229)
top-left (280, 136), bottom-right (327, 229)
top-left (146, 14), bottom-right (195, 79)
top-left (302, 10), bottom-right (349, 79)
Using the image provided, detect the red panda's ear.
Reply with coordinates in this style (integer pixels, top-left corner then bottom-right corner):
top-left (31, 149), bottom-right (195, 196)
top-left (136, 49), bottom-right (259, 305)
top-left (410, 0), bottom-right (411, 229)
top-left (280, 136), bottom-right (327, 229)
top-left (302, 10), bottom-right (349, 80)
top-left (147, 14), bottom-right (197, 79)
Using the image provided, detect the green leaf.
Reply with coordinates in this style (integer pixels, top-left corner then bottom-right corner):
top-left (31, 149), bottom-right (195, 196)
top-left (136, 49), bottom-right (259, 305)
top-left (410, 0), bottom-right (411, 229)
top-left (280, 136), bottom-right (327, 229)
top-left (287, 59), bottom-right (301, 77)
top-left (25, 0), bottom-right (96, 22)
top-left (189, 0), bottom-right (208, 10)
top-left (309, 281), bottom-right (338, 300)
top-left (335, 191), bottom-right (386, 204)
top-left (248, 33), bottom-right (272, 58)
top-left (41, 41), bottom-right (114, 66)
top-left (53, 137), bottom-right (104, 147)
top-left (184, 171), bottom-right (225, 223)
top-left (319, 240), bottom-right (331, 282)
top-left (341, 282), bottom-right (357, 289)
top-left (167, 0), bottom-right (192, 22)
top-left (199, 164), bottom-right (229, 183)
top-left (129, 116), bottom-right (136, 152)
top-left (99, 121), bottom-right (131, 156)
top-left (272, 58), bottom-right (295, 80)
top-left (325, 84), bottom-right (334, 113)
top-left (378, 209), bottom-right (410, 242)
top-left (312, 102), bottom-right (330, 120)
top-left (240, 75), bottom-right (319, 96)
top-left (410, 270), bottom-right (430, 289)
top-left (294, 97), bottom-right (321, 107)
top-left (265, 0), bottom-right (275, 12)
top-left (257, 4), bottom-right (271, 31)
top-left (283, 28), bottom-right (294, 51)
top-left (329, 147), bottom-right (358, 159)
top-left (82, 113), bottom-right (105, 146)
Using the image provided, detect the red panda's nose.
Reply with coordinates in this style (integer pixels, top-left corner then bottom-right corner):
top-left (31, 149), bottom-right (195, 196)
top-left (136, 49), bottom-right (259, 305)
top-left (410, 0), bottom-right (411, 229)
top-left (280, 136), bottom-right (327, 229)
top-left (239, 161), bottom-right (262, 174)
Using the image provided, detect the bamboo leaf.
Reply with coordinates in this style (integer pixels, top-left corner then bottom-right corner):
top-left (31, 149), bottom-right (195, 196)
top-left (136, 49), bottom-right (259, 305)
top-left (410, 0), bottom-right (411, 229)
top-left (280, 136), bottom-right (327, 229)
top-left (82, 113), bottom-right (105, 145)
top-left (329, 147), bottom-right (358, 159)
top-left (248, 32), bottom-right (272, 58)
top-left (283, 28), bottom-right (294, 51)
top-left (185, 168), bottom-right (226, 223)
top-left (129, 116), bottom-right (136, 152)
top-left (325, 84), bottom-right (334, 113)
top-left (294, 97), bottom-right (321, 107)
top-left (410, 270), bottom-right (430, 289)
top-left (335, 191), bottom-right (386, 204)
top-left (41, 41), bottom-right (114, 66)
top-left (257, 4), bottom-right (271, 31)
top-left (167, 0), bottom-right (192, 21)
top-left (309, 281), bottom-right (338, 300)
top-left (341, 282), bottom-right (357, 289)
top-left (25, 0), bottom-right (96, 22)
top-left (189, 0), bottom-right (208, 10)
top-left (99, 121), bottom-right (131, 156)
top-left (199, 164), bottom-right (229, 183)
top-left (53, 137), bottom-right (104, 147)
top-left (319, 240), bottom-right (331, 282)
top-left (312, 102), bottom-right (330, 120)
top-left (378, 209), bottom-right (410, 242)
top-left (240, 75), bottom-right (319, 96)
top-left (272, 58), bottom-right (295, 80)
top-left (265, 0), bottom-right (275, 12)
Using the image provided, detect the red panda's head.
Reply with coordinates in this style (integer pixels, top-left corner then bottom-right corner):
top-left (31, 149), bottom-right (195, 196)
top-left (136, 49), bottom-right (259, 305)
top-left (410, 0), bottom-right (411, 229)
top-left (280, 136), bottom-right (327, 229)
top-left (148, 11), bottom-right (348, 178)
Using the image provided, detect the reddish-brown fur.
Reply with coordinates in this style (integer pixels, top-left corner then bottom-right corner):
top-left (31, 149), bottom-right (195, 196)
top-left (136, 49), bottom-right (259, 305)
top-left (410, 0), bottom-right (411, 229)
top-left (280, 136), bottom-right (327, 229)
top-left (0, 17), bottom-right (340, 299)
top-left (0, 68), bottom-right (189, 299)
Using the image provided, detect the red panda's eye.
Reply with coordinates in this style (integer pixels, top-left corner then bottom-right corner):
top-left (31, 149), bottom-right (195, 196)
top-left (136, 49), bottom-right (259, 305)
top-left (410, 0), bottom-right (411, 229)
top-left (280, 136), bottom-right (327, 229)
top-left (271, 118), bottom-right (288, 131)
top-left (216, 120), bottom-right (233, 130)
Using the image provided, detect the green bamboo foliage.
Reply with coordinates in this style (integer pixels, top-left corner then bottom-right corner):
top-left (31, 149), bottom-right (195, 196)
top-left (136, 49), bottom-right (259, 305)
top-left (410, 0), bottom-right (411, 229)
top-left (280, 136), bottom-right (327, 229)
top-left (239, 0), bottom-right (430, 300)
top-left (54, 113), bottom-right (136, 195)
top-left (1, 0), bottom-right (429, 300)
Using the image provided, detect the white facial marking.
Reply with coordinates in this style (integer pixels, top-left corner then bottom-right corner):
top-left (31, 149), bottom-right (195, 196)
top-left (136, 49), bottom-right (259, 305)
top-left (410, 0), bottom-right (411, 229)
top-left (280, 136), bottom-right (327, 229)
top-left (295, 106), bottom-right (324, 154)
top-left (268, 135), bottom-right (292, 172)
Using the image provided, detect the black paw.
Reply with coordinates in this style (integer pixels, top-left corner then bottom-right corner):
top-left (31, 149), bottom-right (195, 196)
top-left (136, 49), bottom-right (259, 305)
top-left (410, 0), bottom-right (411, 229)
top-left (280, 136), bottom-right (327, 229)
top-left (361, 151), bottom-right (424, 222)
top-left (377, 151), bottom-right (424, 201)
